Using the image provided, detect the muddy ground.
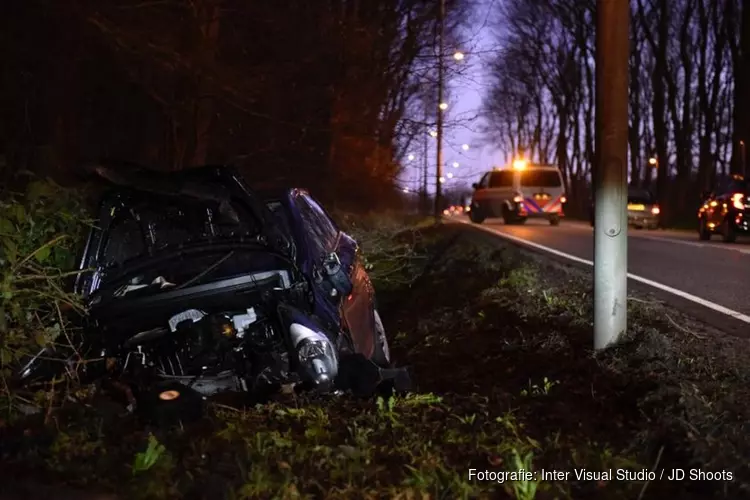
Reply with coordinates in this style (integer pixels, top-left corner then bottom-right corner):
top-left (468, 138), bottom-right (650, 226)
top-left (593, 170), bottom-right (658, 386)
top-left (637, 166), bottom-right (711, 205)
top-left (1, 222), bottom-right (748, 499)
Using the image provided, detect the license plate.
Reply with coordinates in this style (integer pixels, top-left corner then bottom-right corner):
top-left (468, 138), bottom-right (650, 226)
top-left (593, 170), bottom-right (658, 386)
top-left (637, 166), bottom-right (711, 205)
top-left (627, 204), bottom-right (645, 211)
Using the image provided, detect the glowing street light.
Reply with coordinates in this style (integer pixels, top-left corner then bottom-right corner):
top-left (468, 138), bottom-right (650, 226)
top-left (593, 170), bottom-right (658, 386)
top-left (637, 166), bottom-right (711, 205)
top-left (439, 102), bottom-right (448, 111)
top-left (439, 176), bottom-right (446, 183)
top-left (453, 51), bottom-right (465, 61)
top-left (447, 172), bottom-right (454, 179)
top-left (429, 130), bottom-right (438, 137)
top-left (402, 187), bottom-right (410, 193)
top-left (461, 144), bottom-right (470, 151)
top-left (648, 157), bottom-right (657, 166)
top-left (452, 161), bottom-right (459, 168)
top-left (407, 154), bottom-right (415, 161)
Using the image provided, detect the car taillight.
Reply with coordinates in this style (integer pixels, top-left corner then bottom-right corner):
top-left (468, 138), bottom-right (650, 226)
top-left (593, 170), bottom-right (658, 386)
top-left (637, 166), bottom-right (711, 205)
top-left (513, 195), bottom-right (523, 203)
top-left (732, 193), bottom-right (745, 210)
top-left (651, 206), bottom-right (660, 215)
top-left (560, 196), bottom-right (567, 203)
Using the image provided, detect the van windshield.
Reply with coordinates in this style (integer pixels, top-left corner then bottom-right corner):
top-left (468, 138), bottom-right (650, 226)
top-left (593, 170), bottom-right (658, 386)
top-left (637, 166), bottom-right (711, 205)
top-left (519, 170), bottom-right (562, 188)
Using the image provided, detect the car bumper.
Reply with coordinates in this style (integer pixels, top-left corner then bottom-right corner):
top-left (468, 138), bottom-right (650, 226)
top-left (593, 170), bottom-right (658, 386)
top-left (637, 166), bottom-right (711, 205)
top-left (517, 201), bottom-right (564, 218)
top-left (628, 213), bottom-right (659, 227)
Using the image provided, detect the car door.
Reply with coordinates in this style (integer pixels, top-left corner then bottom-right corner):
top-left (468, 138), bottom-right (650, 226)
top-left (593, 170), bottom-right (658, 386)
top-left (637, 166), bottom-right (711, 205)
top-left (486, 170), bottom-right (515, 216)
top-left (293, 193), bottom-right (377, 357)
top-left (472, 173), bottom-right (491, 214)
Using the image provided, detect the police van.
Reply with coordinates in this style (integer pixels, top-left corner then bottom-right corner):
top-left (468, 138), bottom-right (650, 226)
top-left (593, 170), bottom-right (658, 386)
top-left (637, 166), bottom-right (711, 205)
top-left (469, 162), bottom-right (567, 225)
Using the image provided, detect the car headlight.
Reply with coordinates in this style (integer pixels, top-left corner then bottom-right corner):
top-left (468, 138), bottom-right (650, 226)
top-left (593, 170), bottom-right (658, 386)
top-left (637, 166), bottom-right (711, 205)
top-left (732, 193), bottom-right (744, 210)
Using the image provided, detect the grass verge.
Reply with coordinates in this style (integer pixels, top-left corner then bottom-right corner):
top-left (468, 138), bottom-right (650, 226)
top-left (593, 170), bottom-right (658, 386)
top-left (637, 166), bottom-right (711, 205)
top-left (0, 219), bottom-right (746, 499)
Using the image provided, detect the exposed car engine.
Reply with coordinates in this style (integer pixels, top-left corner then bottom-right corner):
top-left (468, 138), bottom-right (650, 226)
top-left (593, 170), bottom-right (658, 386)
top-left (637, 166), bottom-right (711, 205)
top-left (104, 266), bottom-right (342, 401)
top-left (120, 305), bottom-right (294, 397)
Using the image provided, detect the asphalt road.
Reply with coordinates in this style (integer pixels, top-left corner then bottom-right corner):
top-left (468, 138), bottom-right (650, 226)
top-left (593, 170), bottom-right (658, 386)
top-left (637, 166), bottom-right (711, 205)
top-left (452, 215), bottom-right (750, 333)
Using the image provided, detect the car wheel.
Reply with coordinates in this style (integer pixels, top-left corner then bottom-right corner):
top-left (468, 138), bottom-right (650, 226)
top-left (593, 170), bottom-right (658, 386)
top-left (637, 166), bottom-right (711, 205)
top-left (516, 217), bottom-right (527, 225)
top-left (469, 206), bottom-right (485, 224)
top-left (371, 309), bottom-right (391, 367)
top-left (549, 215), bottom-right (560, 226)
top-left (698, 219), bottom-right (711, 240)
top-left (501, 205), bottom-right (514, 224)
top-left (721, 219), bottom-right (737, 243)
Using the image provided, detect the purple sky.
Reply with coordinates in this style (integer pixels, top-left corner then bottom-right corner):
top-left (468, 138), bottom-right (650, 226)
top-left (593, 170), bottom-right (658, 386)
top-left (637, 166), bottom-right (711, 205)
top-left (399, 4), bottom-right (501, 195)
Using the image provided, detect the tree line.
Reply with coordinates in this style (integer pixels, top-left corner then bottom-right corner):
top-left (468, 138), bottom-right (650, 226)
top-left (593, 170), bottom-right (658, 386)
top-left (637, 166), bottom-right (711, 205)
top-left (482, 0), bottom-right (750, 224)
top-left (0, 0), bottom-right (471, 211)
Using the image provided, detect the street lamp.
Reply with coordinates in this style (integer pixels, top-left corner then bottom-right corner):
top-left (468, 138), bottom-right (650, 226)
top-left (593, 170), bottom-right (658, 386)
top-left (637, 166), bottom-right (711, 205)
top-left (452, 161), bottom-right (459, 167)
top-left (648, 157), bottom-right (657, 166)
top-left (453, 51), bottom-right (465, 61)
top-left (512, 158), bottom-right (528, 170)
top-left (447, 172), bottom-right (454, 179)
top-left (461, 144), bottom-right (470, 151)
top-left (407, 154), bottom-right (415, 161)
top-left (429, 130), bottom-right (437, 137)
top-left (439, 176), bottom-right (446, 183)
top-left (439, 102), bottom-right (448, 111)
top-left (403, 187), bottom-right (410, 193)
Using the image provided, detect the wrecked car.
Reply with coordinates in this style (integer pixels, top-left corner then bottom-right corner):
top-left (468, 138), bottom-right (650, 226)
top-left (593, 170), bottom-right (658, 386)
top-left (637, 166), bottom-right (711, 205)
top-left (15, 164), bottom-right (410, 419)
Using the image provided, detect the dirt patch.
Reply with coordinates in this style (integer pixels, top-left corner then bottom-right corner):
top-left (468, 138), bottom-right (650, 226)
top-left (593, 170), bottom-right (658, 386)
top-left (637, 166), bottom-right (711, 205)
top-left (0, 223), bottom-right (747, 499)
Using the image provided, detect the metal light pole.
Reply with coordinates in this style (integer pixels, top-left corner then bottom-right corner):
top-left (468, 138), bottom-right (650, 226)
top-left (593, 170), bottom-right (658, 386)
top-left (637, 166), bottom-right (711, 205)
top-left (422, 105), bottom-right (429, 214)
top-left (434, 0), bottom-right (445, 219)
top-left (594, 0), bottom-right (629, 350)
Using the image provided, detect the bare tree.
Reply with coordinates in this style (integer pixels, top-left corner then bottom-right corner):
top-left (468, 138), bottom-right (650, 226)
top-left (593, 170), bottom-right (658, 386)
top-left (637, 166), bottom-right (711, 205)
top-left (482, 0), bottom-right (741, 224)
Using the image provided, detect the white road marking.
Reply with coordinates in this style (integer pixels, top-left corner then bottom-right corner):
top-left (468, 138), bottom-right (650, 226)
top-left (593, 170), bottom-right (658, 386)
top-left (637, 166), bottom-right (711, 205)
top-left (456, 220), bottom-right (750, 324)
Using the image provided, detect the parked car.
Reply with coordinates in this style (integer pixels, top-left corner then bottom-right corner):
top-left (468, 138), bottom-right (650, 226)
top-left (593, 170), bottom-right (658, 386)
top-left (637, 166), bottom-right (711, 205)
top-left (15, 163), bottom-right (408, 420)
top-left (698, 175), bottom-right (750, 242)
top-left (469, 163), bottom-right (566, 226)
top-left (590, 187), bottom-right (660, 229)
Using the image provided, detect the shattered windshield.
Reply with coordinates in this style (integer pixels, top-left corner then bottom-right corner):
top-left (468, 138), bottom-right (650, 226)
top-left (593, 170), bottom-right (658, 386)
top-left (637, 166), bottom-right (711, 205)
top-left (100, 193), bottom-right (264, 271)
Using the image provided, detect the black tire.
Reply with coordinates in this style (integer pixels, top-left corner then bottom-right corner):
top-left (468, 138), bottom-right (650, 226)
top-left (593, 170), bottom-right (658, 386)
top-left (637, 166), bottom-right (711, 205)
top-left (469, 206), bottom-right (485, 224)
top-left (501, 205), bottom-right (514, 224)
top-left (137, 381), bottom-right (204, 427)
top-left (721, 219), bottom-right (737, 243)
top-left (516, 217), bottom-right (527, 225)
top-left (698, 219), bottom-right (711, 240)
top-left (371, 309), bottom-right (391, 368)
top-left (549, 215), bottom-right (560, 226)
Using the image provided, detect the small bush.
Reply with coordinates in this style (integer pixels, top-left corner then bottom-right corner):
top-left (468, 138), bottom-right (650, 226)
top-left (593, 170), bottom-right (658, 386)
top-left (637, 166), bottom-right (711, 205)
top-left (0, 178), bottom-right (91, 413)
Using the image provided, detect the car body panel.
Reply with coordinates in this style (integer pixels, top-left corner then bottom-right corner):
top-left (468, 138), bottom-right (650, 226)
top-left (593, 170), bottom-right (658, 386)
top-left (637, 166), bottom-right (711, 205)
top-left (279, 189), bottom-right (377, 355)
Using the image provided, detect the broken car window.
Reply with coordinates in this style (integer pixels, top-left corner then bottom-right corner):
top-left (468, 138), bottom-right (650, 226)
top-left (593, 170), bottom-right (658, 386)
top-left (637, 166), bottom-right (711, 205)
top-left (295, 193), bottom-right (338, 259)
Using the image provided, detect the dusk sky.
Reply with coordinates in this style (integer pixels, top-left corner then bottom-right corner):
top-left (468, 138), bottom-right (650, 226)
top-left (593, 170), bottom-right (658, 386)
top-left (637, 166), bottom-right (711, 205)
top-left (399, 1), bottom-right (503, 196)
